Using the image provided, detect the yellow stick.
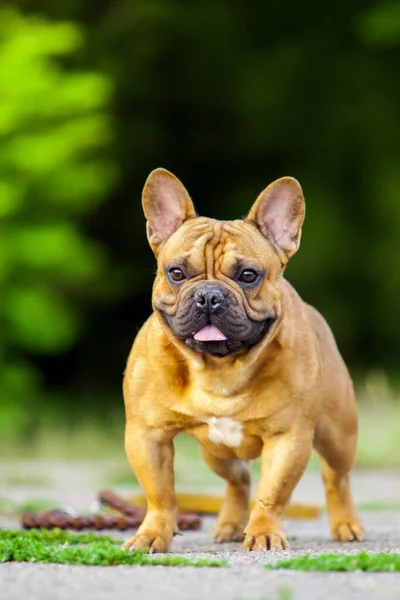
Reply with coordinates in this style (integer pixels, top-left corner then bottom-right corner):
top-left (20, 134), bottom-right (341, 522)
top-left (129, 492), bottom-right (320, 520)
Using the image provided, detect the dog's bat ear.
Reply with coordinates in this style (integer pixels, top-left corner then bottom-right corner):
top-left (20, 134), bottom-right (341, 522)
top-left (247, 177), bottom-right (305, 262)
top-left (142, 168), bottom-right (196, 253)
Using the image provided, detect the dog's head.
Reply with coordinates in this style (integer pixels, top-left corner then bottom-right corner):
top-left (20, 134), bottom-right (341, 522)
top-left (143, 169), bottom-right (305, 357)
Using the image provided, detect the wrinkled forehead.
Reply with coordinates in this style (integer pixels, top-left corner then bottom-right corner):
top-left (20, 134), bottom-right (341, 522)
top-left (159, 218), bottom-right (281, 273)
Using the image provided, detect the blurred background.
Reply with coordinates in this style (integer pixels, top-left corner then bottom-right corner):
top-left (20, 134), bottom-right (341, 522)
top-left (0, 0), bottom-right (399, 471)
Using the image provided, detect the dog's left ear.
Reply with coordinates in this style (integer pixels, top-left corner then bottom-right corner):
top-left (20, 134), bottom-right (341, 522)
top-left (142, 168), bottom-right (196, 254)
top-left (247, 177), bottom-right (305, 262)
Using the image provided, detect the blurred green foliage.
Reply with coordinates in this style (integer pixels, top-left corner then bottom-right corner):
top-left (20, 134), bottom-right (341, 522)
top-left (0, 8), bottom-right (116, 432)
top-left (0, 1), bottom-right (399, 436)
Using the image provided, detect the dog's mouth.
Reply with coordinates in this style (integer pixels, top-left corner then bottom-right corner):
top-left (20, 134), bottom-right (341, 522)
top-left (159, 297), bottom-right (277, 357)
top-left (184, 317), bottom-right (276, 358)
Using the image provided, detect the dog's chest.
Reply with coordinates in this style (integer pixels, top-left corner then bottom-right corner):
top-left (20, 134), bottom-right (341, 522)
top-left (173, 386), bottom-right (275, 458)
top-left (202, 417), bottom-right (243, 448)
top-left (187, 417), bottom-right (263, 460)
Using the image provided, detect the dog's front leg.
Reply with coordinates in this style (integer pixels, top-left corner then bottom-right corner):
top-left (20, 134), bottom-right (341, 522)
top-left (244, 428), bottom-right (313, 552)
top-left (122, 423), bottom-right (177, 553)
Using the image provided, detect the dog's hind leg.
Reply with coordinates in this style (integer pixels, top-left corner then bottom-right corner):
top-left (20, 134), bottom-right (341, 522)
top-left (201, 447), bottom-right (250, 542)
top-left (315, 413), bottom-right (365, 542)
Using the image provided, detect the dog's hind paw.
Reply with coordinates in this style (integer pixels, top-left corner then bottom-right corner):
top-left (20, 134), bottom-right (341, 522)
top-left (332, 520), bottom-right (365, 542)
top-left (212, 521), bottom-right (245, 543)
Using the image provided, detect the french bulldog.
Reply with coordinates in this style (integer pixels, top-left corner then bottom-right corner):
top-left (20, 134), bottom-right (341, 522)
top-left (122, 168), bottom-right (364, 553)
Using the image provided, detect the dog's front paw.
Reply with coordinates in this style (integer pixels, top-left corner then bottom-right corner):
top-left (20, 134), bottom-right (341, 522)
top-left (331, 519), bottom-right (365, 542)
top-left (243, 531), bottom-right (288, 552)
top-left (122, 529), bottom-right (174, 554)
top-left (243, 519), bottom-right (288, 552)
top-left (213, 520), bottom-right (245, 543)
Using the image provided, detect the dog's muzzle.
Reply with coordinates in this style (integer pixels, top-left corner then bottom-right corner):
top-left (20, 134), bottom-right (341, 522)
top-left (160, 282), bottom-right (276, 357)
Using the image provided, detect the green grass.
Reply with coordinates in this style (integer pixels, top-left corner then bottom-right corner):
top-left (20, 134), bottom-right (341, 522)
top-left (1, 473), bottom-right (51, 487)
top-left (176, 389), bottom-right (400, 474)
top-left (356, 502), bottom-right (400, 512)
top-left (266, 551), bottom-right (400, 572)
top-left (0, 377), bottom-right (399, 469)
top-left (356, 397), bottom-right (400, 468)
top-left (0, 421), bottom-right (125, 460)
top-left (105, 469), bottom-right (139, 486)
top-left (318, 501), bottom-right (400, 514)
top-left (236, 587), bottom-right (293, 600)
top-left (0, 498), bottom-right (56, 517)
top-left (0, 529), bottom-right (226, 567)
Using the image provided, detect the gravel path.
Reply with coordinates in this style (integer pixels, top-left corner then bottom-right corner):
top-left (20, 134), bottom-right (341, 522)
top-left (1, 463), bottom-right (400, 600)
top-left (2, 513), bottom-right (400, 600)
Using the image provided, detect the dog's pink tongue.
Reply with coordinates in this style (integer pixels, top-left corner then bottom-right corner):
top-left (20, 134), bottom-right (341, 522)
top-left (194, 325), bottom-right (228, 342)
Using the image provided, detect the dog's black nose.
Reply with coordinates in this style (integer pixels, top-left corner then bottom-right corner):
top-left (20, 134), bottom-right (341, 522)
top-left (194, 286), bottom-right (226, 313)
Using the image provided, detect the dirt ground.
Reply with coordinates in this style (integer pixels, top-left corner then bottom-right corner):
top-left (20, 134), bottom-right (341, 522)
top-left (1, 461), bottom-right (400, 600)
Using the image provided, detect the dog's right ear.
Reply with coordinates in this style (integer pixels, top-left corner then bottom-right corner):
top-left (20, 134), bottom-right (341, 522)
top-left (142, 168), bottom-right (197, 254)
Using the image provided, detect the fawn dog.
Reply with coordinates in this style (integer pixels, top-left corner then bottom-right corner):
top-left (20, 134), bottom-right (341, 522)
top-left (122, 168), bottom-right (364, 553)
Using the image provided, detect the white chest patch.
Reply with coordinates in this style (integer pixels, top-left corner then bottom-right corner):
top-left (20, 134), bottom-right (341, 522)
top-left (203, 417), bottom-right (243, 448)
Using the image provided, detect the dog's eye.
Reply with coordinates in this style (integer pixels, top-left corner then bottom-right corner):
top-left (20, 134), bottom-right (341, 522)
top-left (238, 269), bottom-right (258, 284)
top-left (169, 268), bottom-right (186, 282)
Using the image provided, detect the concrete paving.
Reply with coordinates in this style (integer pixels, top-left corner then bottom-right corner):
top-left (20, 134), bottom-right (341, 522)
top-left (1, 462), bottom-right (400, 600)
